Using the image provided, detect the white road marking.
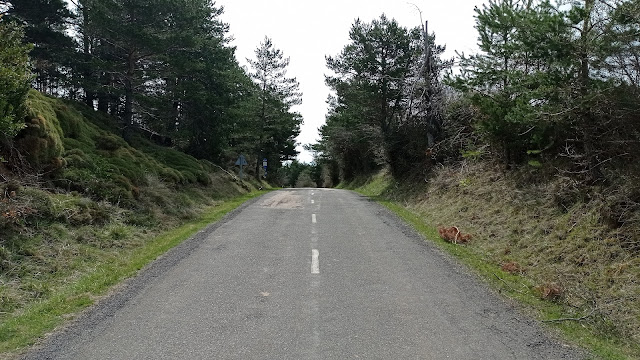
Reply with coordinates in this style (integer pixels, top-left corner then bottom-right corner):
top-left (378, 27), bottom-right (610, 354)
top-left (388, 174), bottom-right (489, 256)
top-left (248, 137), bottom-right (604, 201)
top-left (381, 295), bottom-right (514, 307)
top-left (312, 214), bottom-right (317, 223)
top-left (311, 200), bottom-right (315, 204)
top-left (311, 249), bottom-right (320, 274)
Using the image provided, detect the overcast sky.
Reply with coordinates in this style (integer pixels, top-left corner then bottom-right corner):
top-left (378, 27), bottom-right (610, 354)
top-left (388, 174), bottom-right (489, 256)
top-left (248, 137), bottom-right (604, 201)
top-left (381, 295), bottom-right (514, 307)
top-left (216, 0), bottom-right (487, 163)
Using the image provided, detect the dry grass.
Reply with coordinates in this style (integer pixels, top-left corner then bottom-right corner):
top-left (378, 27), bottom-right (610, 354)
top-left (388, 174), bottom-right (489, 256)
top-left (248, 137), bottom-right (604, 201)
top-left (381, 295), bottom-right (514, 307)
top-left (349, 162), bottom-right (640, 358)
top-left (403, 161), bottom-right (640, 350)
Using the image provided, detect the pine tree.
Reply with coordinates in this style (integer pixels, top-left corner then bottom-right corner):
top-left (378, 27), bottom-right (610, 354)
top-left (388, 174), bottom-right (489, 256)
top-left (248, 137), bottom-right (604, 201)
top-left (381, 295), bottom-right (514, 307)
top-left (247, 37), bottom-right (302, 179)
top-left (323, 15), bottom-right (450, 177)
top-left (76, 0), bottom-right (203, 125)
top-left (606, 0), bottom-right (640, 87)
top-left (453, 0), bottom-right (573, 164)
top-left (0, 20), bottom-right (32, 141)
top-left (393, 21), bottom-right (452, 173)
top-left (4, 0), bottom-right (75, 95)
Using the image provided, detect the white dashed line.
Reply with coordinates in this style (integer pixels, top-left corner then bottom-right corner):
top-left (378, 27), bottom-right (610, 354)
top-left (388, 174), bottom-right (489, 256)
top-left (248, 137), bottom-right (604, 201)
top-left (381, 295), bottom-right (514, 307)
top-left (311, 249), bottom-right (320, 274)
top-left (311, 200), bottom-right (315, 204)
top-left (312, 214), bottom-right (317, 223)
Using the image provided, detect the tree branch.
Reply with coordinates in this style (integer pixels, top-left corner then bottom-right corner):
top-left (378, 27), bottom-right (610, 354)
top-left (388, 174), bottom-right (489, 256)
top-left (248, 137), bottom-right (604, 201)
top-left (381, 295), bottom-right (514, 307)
top-left (542, 308), bottom-right (596, 323)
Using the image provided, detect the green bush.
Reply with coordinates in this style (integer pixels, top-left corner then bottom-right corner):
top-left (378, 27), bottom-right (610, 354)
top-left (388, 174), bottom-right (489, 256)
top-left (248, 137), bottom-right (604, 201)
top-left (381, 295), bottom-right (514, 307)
top-left (95, 133), bottom-right (124, 151)
top-left (53, 103), bottom-right (87, 141)
top-left (14, 92), bottom-right (66, 166)
top-left (0, 22), bottom-right (31, 140)
top-left (20, 187), bottom-right (55, 220)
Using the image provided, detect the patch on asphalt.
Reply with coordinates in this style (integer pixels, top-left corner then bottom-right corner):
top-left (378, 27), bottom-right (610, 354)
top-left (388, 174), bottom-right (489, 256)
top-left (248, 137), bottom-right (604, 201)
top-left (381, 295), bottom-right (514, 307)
top-left (260, 191), bottom-right (304, 209)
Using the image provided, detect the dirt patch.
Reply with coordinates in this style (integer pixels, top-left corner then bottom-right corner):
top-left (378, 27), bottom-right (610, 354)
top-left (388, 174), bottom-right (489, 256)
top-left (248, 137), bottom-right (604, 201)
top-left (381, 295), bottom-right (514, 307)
top-left (260, 191), bottom-right (303, 209)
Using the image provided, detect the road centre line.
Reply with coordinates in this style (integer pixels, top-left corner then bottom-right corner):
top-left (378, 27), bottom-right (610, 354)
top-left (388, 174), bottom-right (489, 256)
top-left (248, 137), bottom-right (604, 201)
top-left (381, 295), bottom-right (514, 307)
top-left (312, 214), bottom-right (317, 223)
top-left (311, 249), bottom-right (319, 274)
top-left (311, 199), bottom-right (315, 204)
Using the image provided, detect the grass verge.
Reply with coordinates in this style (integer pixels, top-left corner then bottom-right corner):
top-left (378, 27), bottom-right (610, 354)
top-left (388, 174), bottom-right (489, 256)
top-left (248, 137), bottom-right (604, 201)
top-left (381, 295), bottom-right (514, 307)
top-left (345, 168), bottom-right (638, 360)
top-left (0, 190), bottom-right (268, 359)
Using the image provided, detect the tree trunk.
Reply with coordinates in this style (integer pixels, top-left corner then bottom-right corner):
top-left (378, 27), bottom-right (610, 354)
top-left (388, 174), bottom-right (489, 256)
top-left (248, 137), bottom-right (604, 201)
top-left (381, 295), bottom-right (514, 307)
top-left (82, 4), bottom-right (95, 109)
top-left (124, 51), bottom-right (135, 126)
top-left (578, 0), bottom-right (603, 181)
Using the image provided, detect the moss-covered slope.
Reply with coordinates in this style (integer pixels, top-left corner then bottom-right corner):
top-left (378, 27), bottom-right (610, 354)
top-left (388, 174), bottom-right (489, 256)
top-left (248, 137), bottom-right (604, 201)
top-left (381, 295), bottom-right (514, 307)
top-left (10, 90), bottom-right (231, 206)
top-left (0, 91), bottom-right (262, 346)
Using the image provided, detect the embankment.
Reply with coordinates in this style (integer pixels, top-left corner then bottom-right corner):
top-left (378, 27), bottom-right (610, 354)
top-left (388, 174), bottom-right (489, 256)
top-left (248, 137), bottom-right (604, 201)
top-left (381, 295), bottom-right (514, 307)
top-left (347, 164), bottom-right (640, 359)
top-left (0, 91), bottom-right (266, 357)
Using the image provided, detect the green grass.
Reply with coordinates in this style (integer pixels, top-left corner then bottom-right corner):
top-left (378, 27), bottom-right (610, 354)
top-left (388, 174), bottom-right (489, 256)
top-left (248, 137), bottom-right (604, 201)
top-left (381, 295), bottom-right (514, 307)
top-left (0, 190), bottom-right (268, 358)
top-left (0, 89), bottom-right (274, 359)
top-left (345, 169), bottom-right (639, 360)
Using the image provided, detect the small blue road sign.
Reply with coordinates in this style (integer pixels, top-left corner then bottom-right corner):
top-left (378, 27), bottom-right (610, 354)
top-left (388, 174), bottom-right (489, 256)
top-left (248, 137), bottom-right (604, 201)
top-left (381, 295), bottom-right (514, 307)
top-left (235, 154), bottom-right (248, 179)
top-left (235, 155), bottom-right (248, 166)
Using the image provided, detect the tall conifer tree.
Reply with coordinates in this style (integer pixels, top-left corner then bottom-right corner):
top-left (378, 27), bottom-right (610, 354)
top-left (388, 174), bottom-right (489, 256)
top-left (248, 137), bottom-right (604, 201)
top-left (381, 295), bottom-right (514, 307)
top-left (247, 37), bottom-right (302, 178)
top-left (5, 0), bottom-right (75, 94)
top-left (0, 20), bottom-right (32, 141)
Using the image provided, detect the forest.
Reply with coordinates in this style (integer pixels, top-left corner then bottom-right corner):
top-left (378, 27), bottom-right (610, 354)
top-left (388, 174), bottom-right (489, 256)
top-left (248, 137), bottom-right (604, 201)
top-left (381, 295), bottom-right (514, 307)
top-left (0, 0), bottom-right (302, 180)
top-left (7, 0), bottom-right (639, 188)
top-left (316, 0), bottom-right (640, 185)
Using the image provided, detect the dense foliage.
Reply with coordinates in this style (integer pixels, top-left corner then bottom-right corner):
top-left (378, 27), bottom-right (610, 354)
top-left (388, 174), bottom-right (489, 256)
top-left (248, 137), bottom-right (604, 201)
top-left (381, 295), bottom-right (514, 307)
top-left (0, 20), bottom-right (32, 142)
top-left (279, 160), bottom-right (323, 188)
top-left (3, 0), bottom-right (74, 94)
top-left (0, 0), bottom-right (302, 177)
top-left (452, 0), bottom-right (640, 179)
top-left (317, 1), bottom-right (640, 184)
top-left (316, 15), bottom-right (451, 180)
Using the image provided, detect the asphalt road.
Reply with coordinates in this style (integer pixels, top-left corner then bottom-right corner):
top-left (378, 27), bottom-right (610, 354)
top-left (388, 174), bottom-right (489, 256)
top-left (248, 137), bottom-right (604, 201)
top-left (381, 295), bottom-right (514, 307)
top-left (24, 189), bottom-right (587, 359)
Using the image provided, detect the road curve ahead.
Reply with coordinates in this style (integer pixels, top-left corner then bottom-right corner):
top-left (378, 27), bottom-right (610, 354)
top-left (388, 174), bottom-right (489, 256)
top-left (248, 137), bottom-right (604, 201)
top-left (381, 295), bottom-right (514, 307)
top-left (24, 189), bottom-right (587, 360)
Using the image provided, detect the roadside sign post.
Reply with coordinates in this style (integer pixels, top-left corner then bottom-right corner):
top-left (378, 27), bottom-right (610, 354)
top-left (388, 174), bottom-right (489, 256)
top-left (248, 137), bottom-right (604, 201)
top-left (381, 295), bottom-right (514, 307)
top-left (235, 154), bottom-right (248, 179)
top-left (262, 158), bottom-right (268, 178)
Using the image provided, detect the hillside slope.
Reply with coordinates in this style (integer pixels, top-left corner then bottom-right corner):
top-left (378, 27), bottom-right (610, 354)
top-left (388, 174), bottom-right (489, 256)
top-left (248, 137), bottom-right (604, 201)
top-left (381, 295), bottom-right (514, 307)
top-left (0, 91), bottom-right (265, 355)
top-left (348, 164), bottom-right (640, 359)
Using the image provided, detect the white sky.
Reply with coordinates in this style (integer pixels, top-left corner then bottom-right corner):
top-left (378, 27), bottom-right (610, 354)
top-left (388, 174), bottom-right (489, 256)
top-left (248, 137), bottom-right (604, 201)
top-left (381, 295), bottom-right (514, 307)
top-left (59, 0), bottom-right (488, 163)
top-left (60, 0), bottom-right (487, 163)
top-left (216, 0), bottom-right (487, 163)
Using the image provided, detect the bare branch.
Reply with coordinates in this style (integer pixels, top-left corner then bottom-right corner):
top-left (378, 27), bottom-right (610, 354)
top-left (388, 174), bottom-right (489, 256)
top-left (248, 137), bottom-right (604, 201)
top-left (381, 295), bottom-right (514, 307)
top-left (542, 308), bottom-right (596, 323)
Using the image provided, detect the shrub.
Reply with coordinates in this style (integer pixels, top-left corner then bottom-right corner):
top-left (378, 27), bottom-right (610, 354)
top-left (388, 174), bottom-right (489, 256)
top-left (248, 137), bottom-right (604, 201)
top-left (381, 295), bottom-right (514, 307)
top-left (95, 133), bottom-right (124, 151)
top-left (0, 22), bottom-right (31, 140)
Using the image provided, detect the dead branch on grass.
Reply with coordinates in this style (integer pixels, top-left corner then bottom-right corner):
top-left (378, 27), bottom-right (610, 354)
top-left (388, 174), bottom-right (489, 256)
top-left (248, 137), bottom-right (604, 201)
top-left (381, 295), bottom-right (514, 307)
top-left (542, 308), bottom-right (597, 323)
top-left (493, 273), bottom-right (527, 294)
top-left (211, 163), bottom-right (240, 182)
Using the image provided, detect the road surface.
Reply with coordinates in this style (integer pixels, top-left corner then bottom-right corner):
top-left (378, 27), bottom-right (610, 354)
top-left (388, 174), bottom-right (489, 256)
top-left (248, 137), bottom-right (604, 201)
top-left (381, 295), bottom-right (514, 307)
top-left (24, 189), bottom-right (587, 359)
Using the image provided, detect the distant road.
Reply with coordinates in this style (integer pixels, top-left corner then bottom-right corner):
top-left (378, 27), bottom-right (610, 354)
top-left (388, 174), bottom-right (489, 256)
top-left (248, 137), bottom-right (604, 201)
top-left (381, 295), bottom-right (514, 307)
top-left (24, 189), bottom-right (587, 359)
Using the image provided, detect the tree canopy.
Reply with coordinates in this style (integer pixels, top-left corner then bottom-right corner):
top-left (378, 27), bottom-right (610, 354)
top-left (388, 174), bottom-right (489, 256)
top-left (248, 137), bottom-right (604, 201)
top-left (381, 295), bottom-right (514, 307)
top-left (0, 0), bottom-right (302, 174)
top-left (316, 3), bottom-right (640, 183)
top-left (451, 0), bottom-right (640, 178)
top-left (246, 37), bottom-right (303, 179)
top-left (318, 14), bottom-right (451, 179)
top-left (0, 19), bottom-right (32, 141)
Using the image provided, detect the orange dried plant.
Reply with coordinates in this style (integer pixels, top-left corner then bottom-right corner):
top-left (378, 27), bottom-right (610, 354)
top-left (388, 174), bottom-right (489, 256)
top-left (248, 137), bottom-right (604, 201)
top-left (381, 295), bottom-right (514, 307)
top-left (438, 226), bottom-right (472, 244)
